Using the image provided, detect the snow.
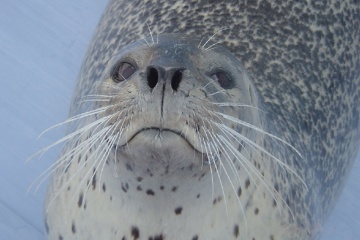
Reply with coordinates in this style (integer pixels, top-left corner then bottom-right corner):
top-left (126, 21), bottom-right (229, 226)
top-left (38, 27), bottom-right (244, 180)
top-left (0, 1), bottom-right (358, 239)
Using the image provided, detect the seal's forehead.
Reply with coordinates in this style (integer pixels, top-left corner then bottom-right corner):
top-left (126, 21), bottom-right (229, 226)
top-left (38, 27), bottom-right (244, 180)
top-left (111, 34), bottom-right (200, 61)
top-left (108, 33), bottom-right (242, 73)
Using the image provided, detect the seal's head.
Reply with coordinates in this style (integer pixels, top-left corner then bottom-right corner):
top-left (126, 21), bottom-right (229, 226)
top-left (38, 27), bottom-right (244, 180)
top-left (96, 34), bottom-right (261, 175)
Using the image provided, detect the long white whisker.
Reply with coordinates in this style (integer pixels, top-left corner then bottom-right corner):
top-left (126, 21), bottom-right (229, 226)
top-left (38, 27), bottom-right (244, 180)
top-left (216, 123), bottom-right (308, 191)
top-left (215, 112), bottom-right (303, 159)
top-left (217, 134), bottom-right (293, 219)
top-left (201, 28), bottom-right (230, 49)
top-left (45, 125), bottom-right (112, 213)
top-left (211, 102), bottom-right (265, 113)
top-left (36, 105), bottom-right (113, 141)
top-left (208, 131), bottom-right (249, 235)
top-left (209, 89), bottom-right (227, 96)
top-left (146, 23), bottom-right (154, 44)
top-left (205, 41), bottom-right (223, 51)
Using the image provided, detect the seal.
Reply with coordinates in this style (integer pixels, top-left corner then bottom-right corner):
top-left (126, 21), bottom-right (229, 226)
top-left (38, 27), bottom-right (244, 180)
top-left (40, 0), bottom-right (360, 239)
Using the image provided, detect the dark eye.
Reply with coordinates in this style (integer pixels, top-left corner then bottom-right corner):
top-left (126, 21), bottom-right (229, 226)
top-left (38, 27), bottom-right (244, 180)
top-left (112, 62), bottom-right (136, 82)
top-left (211, 71), bottom-right (234, 89)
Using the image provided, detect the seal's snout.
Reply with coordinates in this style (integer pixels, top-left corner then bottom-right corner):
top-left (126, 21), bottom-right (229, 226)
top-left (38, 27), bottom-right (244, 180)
top-left (146, 65), bottom-right (184, 91)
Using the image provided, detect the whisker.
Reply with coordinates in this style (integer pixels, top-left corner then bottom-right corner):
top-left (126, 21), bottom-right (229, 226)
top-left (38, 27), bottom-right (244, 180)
top-left (146, 23), bottom-right (155, 44)
top-left (205, 41), bottom-right (223, 51)
top-left (35, 105), bottom-right (113, 141)
top-left (208, 89), bottom-right (228, 96)
top-left (45, 125), bottom-right (112, 213)
top-left (206, 130), bottom-right (229, 214)
top-left (217, 123), bottom-right (307, 191)
top-left (29, 110), bottom-right (121, 194)
top-left (201, 28), bottom-right (230, 49)
top-left (211, 102), bottom-right (265, 113)
top-left (217, 134), bottom-right (293, 219)
top-left (28, 114), bottom-right (113, 164)
top-left (208, 131), bottom-right (249, 234)
top-left (202, 78), bottom-right (216, 90)
top-left (215, 112), bottom-right (303, 159)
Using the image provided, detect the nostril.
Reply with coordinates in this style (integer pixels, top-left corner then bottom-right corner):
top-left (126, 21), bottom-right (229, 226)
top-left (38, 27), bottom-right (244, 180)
top-left (171, 69), bottom-right (183, 91)
top-left (147, 67), bottom-right (158, 89)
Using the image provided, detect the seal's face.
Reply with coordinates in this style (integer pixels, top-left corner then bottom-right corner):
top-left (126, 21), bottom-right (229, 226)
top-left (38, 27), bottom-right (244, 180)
top-left (96, 34), bottom-right (260, 175)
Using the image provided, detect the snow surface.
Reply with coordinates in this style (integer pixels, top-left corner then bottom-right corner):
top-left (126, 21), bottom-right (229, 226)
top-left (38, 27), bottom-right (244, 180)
top-left (0, 1), bottom-right (358, 239)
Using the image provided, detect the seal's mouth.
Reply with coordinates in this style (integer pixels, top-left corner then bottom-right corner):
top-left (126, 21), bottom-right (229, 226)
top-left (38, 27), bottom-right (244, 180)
top-left (128, 127), bottom-right (185, 141)
top-left (121, 127), bottom-right (204, 154)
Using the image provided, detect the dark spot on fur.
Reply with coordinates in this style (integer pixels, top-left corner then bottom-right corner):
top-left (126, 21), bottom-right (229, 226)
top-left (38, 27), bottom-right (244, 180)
top-left (274, 183), bottom-right (279, 192)
top-left (270, 235), bottom-right (274, 240)
top-left (175, 207), bottom-right (183, 215)
top-left (131, 226), bottom-right (140, 239)
top-left (238, 144), bottom-right (243, 152)
top-left (172, 186), bottom-right (178, 192)
top-left (196, 194), bottom-right (200, 198)
top-left (67, 186), bottom-right (71, 191)
top-left (78, 193), bottom-right (83, 207)
top-left (192, 235), bottom-right (199, 240)
top-left (149, 234), bottom-right (164, 240)
top-left (273, 199), bottom-right (277, 207)
top-left (59, 235), bottom-right (63, 240)
top-left (160, 186), bottom-right (164, 190)
top-left (146, 189), bottom-right (155, 196)
top-left (286, 198), bottom-right (290, 208)
top-left (237, 186), bottom-right (242, 197)
top-left (137, 177), bottom-right (143, 182)
top-left (188, 163), bottom-right (194, 171)
top-left (126, 163), bottom-right (133, 171)
top-left (147, 168), bottom-right (153, 177)
top-left (234, 224), bottom-right (239, 238)
top-left (64, 161), bottom-right (71, 173)
top-left (122, 182), bottom-right (129, 193)
top-left (102, 183), bottom-right (106, 192)
top-left (92, 169), bottom-right (96, 190)
top-left (72, 222), bottom-right (76, 234)
top-left (245, 178), bottom-right (250, 189)
top-left (254, 208), bottom-right (259, 215)
top-left (137, 186), bottom-right (142, 191)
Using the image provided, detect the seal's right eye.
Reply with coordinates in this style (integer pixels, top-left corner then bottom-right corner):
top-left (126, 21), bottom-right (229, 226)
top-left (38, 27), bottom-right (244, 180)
top-left (112, 62), bottom-right (136, 82)
top-left (211, 71), bottom-right (234, 89)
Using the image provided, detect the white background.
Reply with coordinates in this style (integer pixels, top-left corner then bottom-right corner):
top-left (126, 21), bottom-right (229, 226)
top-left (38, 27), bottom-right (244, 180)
top-left (0, 1), bottom-right (358, 239)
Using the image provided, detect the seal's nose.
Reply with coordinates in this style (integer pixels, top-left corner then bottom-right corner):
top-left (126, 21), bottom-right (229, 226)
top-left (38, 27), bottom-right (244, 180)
top-left (146, 65), bottom-right (184, 91)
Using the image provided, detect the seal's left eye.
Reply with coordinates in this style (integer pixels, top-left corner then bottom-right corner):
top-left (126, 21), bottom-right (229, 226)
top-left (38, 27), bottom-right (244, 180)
top-left (211, 71), bottom-right (234, 89)
top-left (112, 62), bottom-right (136, 82)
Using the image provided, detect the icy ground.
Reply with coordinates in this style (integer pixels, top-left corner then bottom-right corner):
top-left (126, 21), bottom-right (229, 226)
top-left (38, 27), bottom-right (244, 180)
top-left (0, 1), bottom-right (359, 239)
